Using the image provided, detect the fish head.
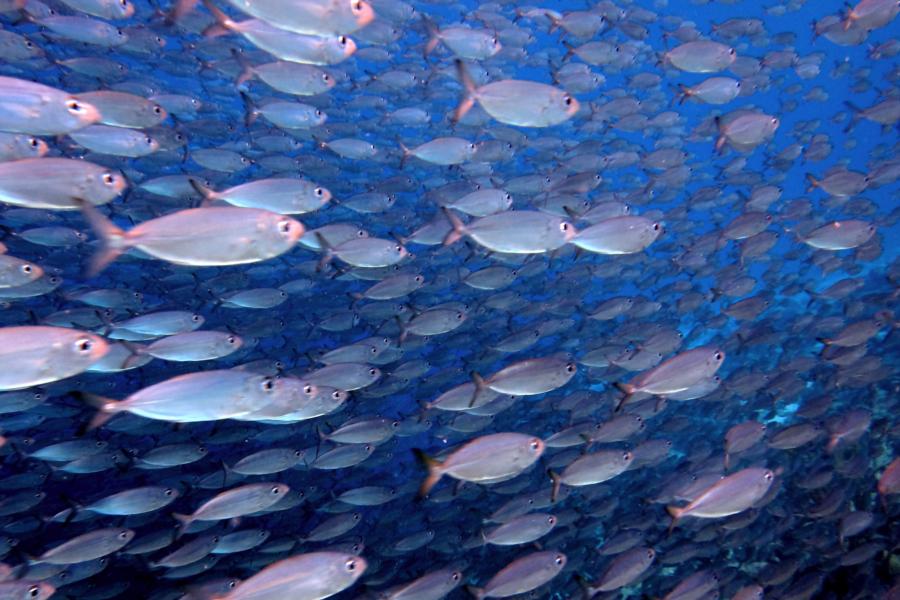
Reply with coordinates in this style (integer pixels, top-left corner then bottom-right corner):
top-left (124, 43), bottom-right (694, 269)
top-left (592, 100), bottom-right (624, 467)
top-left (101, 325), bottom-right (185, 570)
top-left (349, 0), bottom-right (376, 30)
top-left (559, 220), bottom-right (578, 243)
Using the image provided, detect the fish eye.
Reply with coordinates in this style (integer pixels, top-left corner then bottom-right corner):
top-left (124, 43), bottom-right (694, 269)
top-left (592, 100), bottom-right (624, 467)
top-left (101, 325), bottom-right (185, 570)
top-left (28, 138), bottom-right (39, 148)
top-left (303, 384), bottom-right (313, 394)
top-left (270, 485), bottom-right (281, 494)
top-left (20, 264), bottom-right (32, 274)
top-left (729, 48), bottom-right (736, 55)
top-left (623, 451), bottom-right (632, 460)
top-left (548, 515), bottom-right (557, 524)
top-left (331, 390), bottom-right (342, 399)
top-left (260, 378), bottom-right (276, 392)
top-left (339, 36), bottom-right (348, 46)
top-left (198, 446), bottom-right (208, 453)
top-left (564, 96), bottom-right (573, 106)
top-left (322, 73), bottom-right (330, 81)
top-left (227, 336), bottom-right (236, 344)
top-left (102, 173), bottom-right (116, 185)
top-left (529, 439), bottom-right (541, 451)
top-left (345, 558), bottom-right (357, 572)
top-left (452, 571), bottom-right (461, 581)
top-left (771, 117), bottom-right (778, 125)
top-left (164, 488), bottom-right (174, 496)
top-left (191, 314), bottom-right (201, 322)
top-left (315, 187), bottom-right (324, 197)
top-left (736, 81), bottom-right (742, 87)
top-left (74, 337), bottom-right (94, 354)
top-left (116, 28), bottom-right (124, 36)
top-left (24, 40), bottom-right (33, 48)
top-left (66, 99), bottom-right (85, 114)
top-left (560, 223), bottom-right (569, 232)
top-left (28, 585), bottom-right (41, 598)
top-left (395, 245), bottom-right (403, 252)
top-left (652, 222), bottom-right (660, 231)
top-left (118, 530), bottom-right (130, 539)
top-left (278, 220), bottom-right (293, 234)
top-left (714, 351), bottom-right (724, 361)
top-left (554, 555), bottom-right (564, 565)
top-left (764, 471), bottom-right (773, 480)
top-left (647, 549), bottom-right (654, 558)
top-left (415, 275), bottom-right (423, 282)
top-left (565, 363), bottom-right (576, 372)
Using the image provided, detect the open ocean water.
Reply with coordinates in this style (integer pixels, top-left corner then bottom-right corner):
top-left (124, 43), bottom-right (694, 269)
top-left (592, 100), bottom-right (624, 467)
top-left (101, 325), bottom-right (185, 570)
top-left (0, 0), bottom-right (897, 598)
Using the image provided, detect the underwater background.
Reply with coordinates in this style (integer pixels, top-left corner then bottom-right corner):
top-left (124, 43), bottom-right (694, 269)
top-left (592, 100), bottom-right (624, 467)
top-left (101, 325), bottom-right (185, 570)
top-left (0, 0), bottom-right (897, 598)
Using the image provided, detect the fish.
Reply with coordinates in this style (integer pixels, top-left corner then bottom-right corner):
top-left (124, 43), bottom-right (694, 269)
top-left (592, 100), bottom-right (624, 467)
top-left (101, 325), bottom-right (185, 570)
top-left (0, 0), bottom-right (893, 598)
top-left (413, 433), bottom-right (544, 497)
top-left (454, 60), bottom-right (580, 127)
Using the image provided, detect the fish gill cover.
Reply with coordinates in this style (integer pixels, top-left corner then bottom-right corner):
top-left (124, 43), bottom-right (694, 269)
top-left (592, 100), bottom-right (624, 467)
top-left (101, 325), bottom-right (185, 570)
top-left (0, 0), bottom-right (896, 598)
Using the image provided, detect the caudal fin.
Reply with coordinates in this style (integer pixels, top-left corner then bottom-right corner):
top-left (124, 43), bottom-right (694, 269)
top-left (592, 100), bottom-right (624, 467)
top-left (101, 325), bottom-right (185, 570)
top-left (441, 207), bottom-right (466, 246)
top-left (231, 48), bottom-right (255, 88)
top-left (188, 177), bottom-right (217, 207)
top-left (74, 392), bottom-right (119, 432)
top-left (548, 469), bottom-right (562, 503)
top-left (412, 448), bottom-right (444, 498)
top-left (164, 0), bottom-right (198, 25)
top-left (452, 59), bottom-right (478, 125)
top-left (613, 382), bottom-right (635, 412)
top-left (199, 0), bottom-right (233, 37)
top-left (76, 200), bottom-right (128, 277)
top-left (666, 505), bottom-right (683, 535)
top-left (469, 371), bottom-right (487, 407)
top-left (421, 15), bottom-right (441, 57)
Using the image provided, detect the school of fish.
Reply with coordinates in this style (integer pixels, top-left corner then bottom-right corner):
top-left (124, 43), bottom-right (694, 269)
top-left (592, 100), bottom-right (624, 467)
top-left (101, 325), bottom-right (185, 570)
top-left (0, 0), bottom-right (897, 598)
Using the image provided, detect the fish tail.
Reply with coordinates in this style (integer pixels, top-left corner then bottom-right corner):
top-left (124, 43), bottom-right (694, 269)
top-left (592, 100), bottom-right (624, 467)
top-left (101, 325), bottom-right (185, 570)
top-left (77, 200), bottom-right (128, 277)
top-left (469, 371), bottom-right (487, 407)
top-left (465, 586), bottom-right (485, 600)
top-left (164, 0), bottom-right (198, 25)
top-left (314, 232), bottom-right (335, 272)
top-left (666, 505), bottom-right (683, 534)
top-left (412, 448), bottom-right (443, 498)
top-left (421, 15), bottom-right (440, 57)
top-left (172, 512), bottom-right (193, 537)
top-left (395, 316), bottom-right (409, 344)
top-left (452, 59), bottom-right (477, 126)
top-left (613, 383), bottom-right (634, 412)
top-left (398, 140), bottom-right (410, 169)
top-left (188, 177), bottom-right (217, 207)
top-left (805, 173), bottom-right (819, 192)
top-left (841, 11), bottom-right (856, 31)
top-left (574, 574), bottom-right (594, 600)
top-left (548, 469), bottom-right (562, 503)
top-left (231, 48), bottom-right (254, 88)
top-left (239, 91), bottom-right (259, 128)
top-left (199, 0), bottom-right (232, 37)
top-left (441, 207), bottom-right (466, 246)
top-left (714, 134), bottom-right (727, 155)
top-left (75, 392), bottom-right (119, 432)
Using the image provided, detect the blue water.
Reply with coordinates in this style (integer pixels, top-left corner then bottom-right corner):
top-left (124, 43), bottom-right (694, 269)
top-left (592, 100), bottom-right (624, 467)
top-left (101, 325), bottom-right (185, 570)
top-left (0, 0), bottom-right (897, 598)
